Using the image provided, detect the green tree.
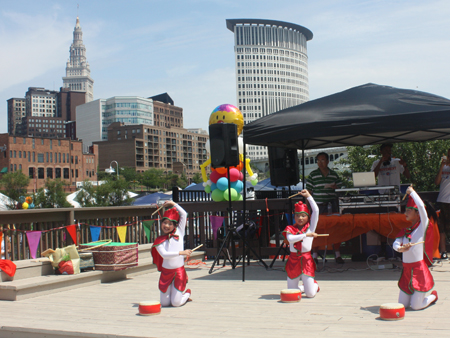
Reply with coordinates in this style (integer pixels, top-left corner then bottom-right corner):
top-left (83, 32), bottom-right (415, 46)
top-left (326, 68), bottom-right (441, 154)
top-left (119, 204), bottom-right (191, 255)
top-left (34, 179), bottom-right (72, 208)
top-left (141, 168), bottom-right (165, 190)
top-left (0, 171), bottom-right (30, 209)
top-left (74, 180), bottom-right (97, 207)
top-left (395, 141), bottom-right (450, 191)
top-left (336, 145), bottom-right (379, 188)
top-left (120, 167), bottom-right (138, 184)
top-left (191, 172), bottom-right (202, 184)
top-left (92, 177), bottom-right (133, 206)
top-left (337, 141), bottom-right (450, 191)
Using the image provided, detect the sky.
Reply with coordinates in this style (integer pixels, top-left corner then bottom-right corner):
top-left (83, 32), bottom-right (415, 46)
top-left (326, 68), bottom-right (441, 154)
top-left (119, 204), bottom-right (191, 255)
top-left (1, 0), bottom-right (449, 134)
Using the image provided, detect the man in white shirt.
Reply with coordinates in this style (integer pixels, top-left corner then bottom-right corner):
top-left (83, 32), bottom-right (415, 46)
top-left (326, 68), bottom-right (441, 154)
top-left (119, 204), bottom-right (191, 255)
top-left (371, 143), bottom-right (410, 192)
top-left (371, 143), bottom-right (410, 257)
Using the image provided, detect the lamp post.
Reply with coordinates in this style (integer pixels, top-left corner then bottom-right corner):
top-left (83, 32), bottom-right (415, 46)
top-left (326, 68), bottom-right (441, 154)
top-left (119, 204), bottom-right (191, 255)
top-left (106, 160), bottom-right (119, 179)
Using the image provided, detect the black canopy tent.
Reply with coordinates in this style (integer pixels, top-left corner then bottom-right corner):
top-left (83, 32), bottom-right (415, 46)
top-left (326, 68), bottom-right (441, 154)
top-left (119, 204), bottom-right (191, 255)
top-left (243, 83), bottom-right (450, 151)
top-left (239, 83), bottom-right (450, 280)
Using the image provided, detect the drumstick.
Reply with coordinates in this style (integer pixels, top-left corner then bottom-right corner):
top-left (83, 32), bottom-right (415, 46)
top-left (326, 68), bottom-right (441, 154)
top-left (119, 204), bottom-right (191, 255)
top-left (402, 184), bottom-right (413, 201)
top-left (151, 205), bottom-right (164, 216)
top-left (288, 192), bottom-right (301, 199)
top-left (410, 241), bottom-right (425, 246)
top-left (316, 234), bottom-right (329, 237)
top-left (191, 244), bottom-right (203, 252)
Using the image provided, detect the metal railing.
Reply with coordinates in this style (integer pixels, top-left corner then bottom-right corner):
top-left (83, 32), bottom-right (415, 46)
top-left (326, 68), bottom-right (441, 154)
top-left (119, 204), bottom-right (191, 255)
top-left (1, 199), bottom-right (292, 262)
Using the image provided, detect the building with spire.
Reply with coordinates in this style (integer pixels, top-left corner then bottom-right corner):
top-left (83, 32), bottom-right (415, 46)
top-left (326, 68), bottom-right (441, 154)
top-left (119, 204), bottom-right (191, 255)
top-left (62, 16), bottom-right (94, 103)
top-left (226, 19), bottom-right (313, 160)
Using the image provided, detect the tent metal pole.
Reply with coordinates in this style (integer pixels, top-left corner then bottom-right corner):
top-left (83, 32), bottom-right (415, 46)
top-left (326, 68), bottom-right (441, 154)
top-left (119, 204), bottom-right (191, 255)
top-left (242, 137), bottom-right (246, 282)
top-left (302, 140), bottom-right (305, 186)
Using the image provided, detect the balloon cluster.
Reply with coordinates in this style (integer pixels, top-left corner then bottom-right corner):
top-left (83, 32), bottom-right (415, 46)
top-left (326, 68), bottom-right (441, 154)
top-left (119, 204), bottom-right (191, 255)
top-left (17, 196), bottom-right (35, 209)
top-left (206, 166), bottom-right (244, 202)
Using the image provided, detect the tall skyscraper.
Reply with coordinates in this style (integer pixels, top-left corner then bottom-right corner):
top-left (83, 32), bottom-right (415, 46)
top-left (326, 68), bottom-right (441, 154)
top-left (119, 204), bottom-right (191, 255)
top-left (62, 16), bottom-right (94, 103)
top-left (226, 19), bottom-right (313, 160)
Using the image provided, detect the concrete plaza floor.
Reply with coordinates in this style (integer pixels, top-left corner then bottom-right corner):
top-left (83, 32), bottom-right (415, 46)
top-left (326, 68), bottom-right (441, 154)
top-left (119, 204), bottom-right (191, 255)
top-left (0, 258), bottom-right (449, 338)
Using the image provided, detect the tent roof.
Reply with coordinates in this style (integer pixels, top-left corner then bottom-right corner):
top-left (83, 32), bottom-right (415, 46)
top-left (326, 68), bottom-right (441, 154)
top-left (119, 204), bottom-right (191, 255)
top-left (132, 192), bottom-right (171, 206)
top-left (243, 83), bottom-right (450, 150)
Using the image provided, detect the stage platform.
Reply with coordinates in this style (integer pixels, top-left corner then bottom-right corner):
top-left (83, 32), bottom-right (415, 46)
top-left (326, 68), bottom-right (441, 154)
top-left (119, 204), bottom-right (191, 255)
top-left (1, 257), bottom-right (449, 337)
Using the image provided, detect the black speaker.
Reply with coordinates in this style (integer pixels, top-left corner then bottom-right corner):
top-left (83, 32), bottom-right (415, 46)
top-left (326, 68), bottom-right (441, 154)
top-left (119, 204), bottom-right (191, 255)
top-left (268, 147), bottom-right (299, 186)
top-left (209, 123), bottom-right (239, 168)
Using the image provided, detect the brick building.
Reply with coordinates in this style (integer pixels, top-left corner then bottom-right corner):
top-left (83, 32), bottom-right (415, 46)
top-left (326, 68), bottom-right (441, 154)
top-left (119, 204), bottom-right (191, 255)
top-left (94, 122), bottom-right (208, 178)
top-left (0, 134), bottom-right (98, 193)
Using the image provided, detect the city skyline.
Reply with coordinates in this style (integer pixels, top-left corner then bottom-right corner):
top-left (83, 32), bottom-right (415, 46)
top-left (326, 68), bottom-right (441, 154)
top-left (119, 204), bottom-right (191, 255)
top-left (1, 0), bottom-right (449, 135)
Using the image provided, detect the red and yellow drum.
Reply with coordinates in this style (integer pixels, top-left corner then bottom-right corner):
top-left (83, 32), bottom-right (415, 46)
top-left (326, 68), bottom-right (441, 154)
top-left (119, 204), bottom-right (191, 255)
top-left (280, 289), bottom-right (302, 303)
top-left (139, 301), bottom-right (161, 316)
top-left (379, 303), bottom-right (405, 320)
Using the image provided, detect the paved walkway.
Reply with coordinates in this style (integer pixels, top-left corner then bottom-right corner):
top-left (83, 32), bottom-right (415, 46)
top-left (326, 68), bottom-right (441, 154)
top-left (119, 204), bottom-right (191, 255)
top-left (1, 258), bottom-right (449, 338)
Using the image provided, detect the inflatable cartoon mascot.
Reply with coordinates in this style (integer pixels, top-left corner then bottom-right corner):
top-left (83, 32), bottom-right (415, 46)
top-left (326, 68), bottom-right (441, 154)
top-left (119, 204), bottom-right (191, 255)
top-left (200, 104), bottom-right (258, 202)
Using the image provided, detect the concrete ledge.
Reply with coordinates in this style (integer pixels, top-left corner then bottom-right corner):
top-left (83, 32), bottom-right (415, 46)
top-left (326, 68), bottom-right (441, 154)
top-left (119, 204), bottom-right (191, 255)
top-left (0, 250), bottom-right (205, 301)
top-left (0, 326), bottom-right (141, 338)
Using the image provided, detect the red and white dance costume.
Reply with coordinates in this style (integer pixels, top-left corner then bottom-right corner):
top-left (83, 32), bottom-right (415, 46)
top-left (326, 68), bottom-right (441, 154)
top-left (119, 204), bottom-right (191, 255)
top-left (282, 197), bottom-right (320, 298)
top-left (151, 204), bottom-right (191, 307)
top-left (393, 191), bottom-right (437, 310)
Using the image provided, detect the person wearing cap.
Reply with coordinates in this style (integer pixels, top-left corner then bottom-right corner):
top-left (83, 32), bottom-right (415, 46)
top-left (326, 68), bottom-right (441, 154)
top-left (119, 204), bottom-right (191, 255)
top-left (151, 201), bottom-right (193, 307)
top-left (282, 189), bottom-right (320, 298)
top-left (393, 186), bottom-right (438, 310)
top-left (435, 148), bottom-right (450, 260)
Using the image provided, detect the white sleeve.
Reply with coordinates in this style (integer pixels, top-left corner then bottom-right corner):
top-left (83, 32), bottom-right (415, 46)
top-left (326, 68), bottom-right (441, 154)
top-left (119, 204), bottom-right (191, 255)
top-left (307, 196), bottom-right (319, 232)
top-left (287, 232), bottom-right (306, 244)
top-left (393, 238), bottom-right (402, 252)
top-left (174, 203), bottom-right (187, 234)
top-left (371, 160), bottom-right (379, 172)
top-left (410, 191), bottom-right (428, 235)
top-left (156, 243), bottom-right (180, 259)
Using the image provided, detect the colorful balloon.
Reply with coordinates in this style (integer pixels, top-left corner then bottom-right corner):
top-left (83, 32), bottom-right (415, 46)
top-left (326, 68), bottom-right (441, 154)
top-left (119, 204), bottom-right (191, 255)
top-left (22, 202), bottom-right (29, 209)
top-left (29, 203), bottom-right (35, 209)
top-left (231, 180), bottom-right (243, 193)
top-left (229, 168), bottom-right (240, 182)
top-left (211, 188), bottom-right (225, 202)
top-left (216, 177), bottom-right (229, 191)
top-left (223, 188), bottom-right (239, 201)
top-left (210, 170), bottom-right (222, 184)
top-left (215, 167), bottom-right (228, 175)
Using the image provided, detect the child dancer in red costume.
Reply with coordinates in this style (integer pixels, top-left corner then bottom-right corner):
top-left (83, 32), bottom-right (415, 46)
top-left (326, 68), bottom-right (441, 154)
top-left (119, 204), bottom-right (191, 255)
top-left (151, 201), bottom-right (192, 307)
top-left (282, 190), bottom-right (319, 298)
top-left (393, 186), bottom-right (438, 310)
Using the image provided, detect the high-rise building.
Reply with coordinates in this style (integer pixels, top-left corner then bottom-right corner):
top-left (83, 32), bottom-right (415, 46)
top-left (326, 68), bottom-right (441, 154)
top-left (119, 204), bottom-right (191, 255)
top-left (7, 87), bottom-right (85, 139)
top-left (226, 19), bottom-right (313, 159)
top-left (94, 122), bottom-right (208, 178)
top-left (76, 96), bottom-right (155, 151)
top-left (62, 16), bottom-right (94, 103)
top-left (7, 98), bottom-right (26, 135)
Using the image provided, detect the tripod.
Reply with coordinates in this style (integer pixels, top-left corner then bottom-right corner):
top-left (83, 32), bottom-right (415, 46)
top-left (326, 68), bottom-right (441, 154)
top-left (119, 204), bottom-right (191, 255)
top-left (209, 168), bottom-right (268, 274)
top-left (209, 220), bottom-right (269, 273)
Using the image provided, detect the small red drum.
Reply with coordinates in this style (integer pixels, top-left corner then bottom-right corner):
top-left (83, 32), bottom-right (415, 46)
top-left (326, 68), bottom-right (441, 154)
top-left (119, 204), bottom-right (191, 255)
top-left (379, 303), bottom-right (405, 320)
top-left (139, 301), bottom-right (161, 316)
top-left (280, 289), bottom-right (302, 303)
